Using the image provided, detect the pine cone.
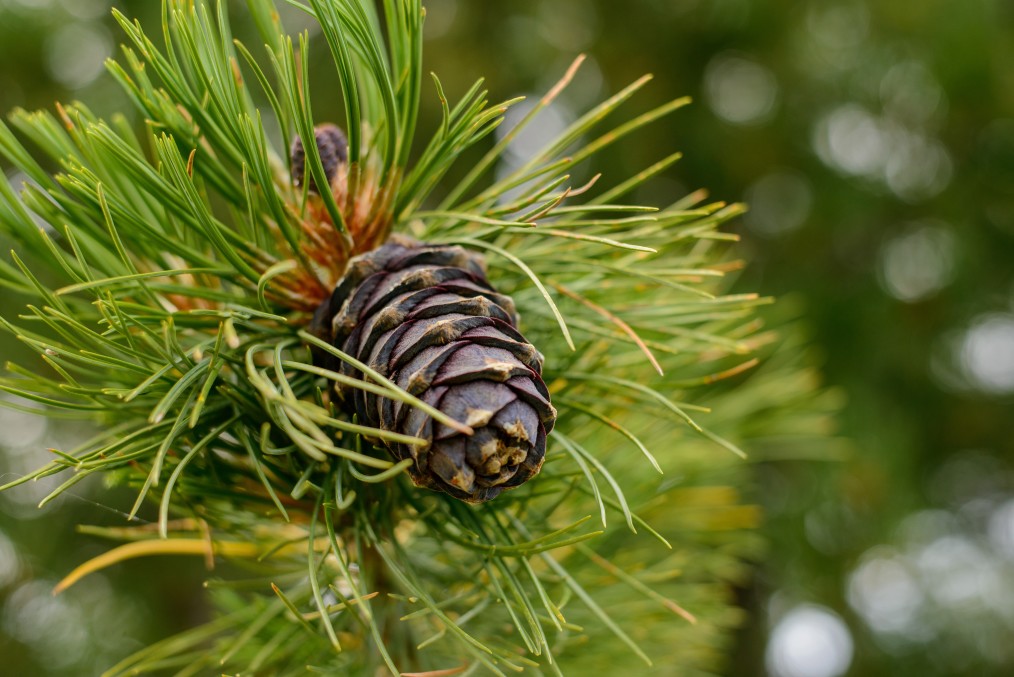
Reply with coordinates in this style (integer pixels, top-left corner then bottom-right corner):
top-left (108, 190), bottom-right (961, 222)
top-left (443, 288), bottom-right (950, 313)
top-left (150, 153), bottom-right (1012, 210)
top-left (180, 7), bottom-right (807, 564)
top-left (311, 237), bottom-right (556, 503)
top-left (290, 124), bottom-right (348, 194)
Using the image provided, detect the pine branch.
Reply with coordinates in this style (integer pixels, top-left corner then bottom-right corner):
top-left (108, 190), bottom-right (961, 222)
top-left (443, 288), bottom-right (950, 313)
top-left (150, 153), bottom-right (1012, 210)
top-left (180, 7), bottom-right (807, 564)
top-left (0, 0), bottom-right (842, 674)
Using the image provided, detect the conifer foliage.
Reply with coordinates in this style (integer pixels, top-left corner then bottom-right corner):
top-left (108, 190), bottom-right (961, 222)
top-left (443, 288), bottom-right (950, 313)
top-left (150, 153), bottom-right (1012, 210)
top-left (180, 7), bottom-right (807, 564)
top-left (0, 0), bottom-right (838, 674)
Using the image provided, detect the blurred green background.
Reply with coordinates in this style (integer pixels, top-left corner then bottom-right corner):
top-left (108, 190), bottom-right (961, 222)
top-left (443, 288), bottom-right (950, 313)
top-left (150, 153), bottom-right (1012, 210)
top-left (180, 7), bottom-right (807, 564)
top-left (2, 0), bottom-right (1013, 675)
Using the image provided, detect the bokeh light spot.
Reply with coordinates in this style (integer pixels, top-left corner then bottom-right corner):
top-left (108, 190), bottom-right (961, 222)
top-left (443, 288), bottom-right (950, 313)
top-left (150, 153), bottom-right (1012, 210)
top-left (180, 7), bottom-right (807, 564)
top-left (814, 104), bottom-right (885, 176)
top-left (814, 104), bottom-right (952, 200)
top-left (881, 60), bottom-right (946, 126)
top-left (743, 170), bottom-right (813, 236)
top-left (0, 528), bottom-right (21, 589)
top-left (988, 499), bottom-right (1014, 559)
top-left (497, 99), bottom-right (573, 168)
top-left (57, 0), bottom-right (107, 20)
top-left (766, 604), bottom-right (854, 677)
top-left (915, 535), bottom-right (994, 608)
top-left (2, 580), bottom-right (89, 669)
top-left (957, 314), bottom-right (1014, 394)
top-left (884, 131), bottom-right (952, 202)
top-left (44, 22), bottom-right (112, 90)
top-left (848, 548), bottom-right (924, 636)
top-left (878, 222), bottom-right (955, 302)
top-left (704, 53), bottom-right (779, 126)
top-left (0, 398), bottom-right (48, 448)
top-left (807, 2), bottom-right (869, 52)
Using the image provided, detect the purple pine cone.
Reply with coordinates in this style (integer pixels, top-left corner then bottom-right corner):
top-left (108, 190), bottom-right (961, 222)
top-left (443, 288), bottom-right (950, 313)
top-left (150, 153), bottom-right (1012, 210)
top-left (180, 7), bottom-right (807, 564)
top-left (290, 124), bottom-right (348, 194)
top-left (311, 237), bottom-right (556, 503)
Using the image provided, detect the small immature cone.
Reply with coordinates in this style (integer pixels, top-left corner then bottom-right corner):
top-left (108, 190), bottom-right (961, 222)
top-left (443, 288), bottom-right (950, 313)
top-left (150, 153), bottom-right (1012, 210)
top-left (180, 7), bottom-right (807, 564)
top-left (311, 238), bottom-right (557, 503)
top-left (290, 124), bottom-right (348, 194)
